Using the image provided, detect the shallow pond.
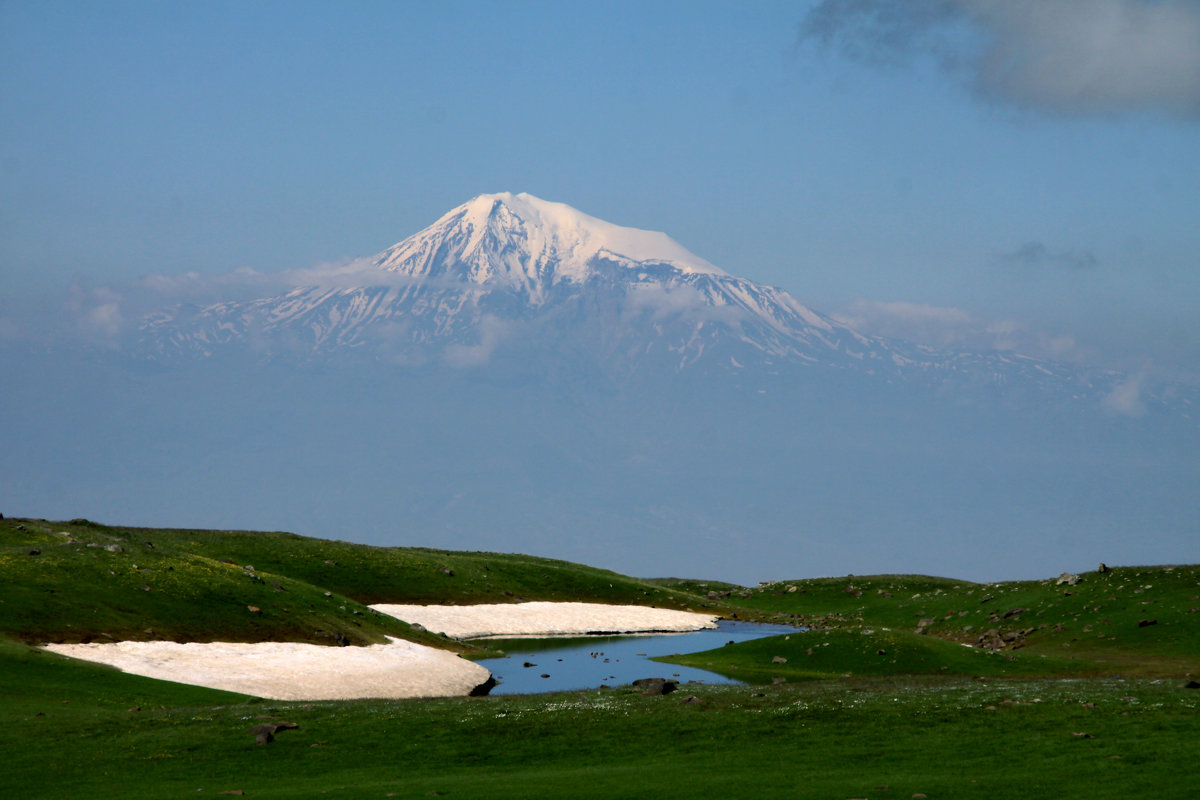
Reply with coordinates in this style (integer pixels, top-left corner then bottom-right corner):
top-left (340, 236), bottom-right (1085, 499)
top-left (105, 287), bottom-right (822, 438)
top-left (477, 619), bottom-right (799, 695)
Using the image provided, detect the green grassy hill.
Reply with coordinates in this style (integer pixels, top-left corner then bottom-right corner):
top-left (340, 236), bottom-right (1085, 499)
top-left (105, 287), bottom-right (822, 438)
top-left (0, 516), bottom-right (706, 648)
top-left (4, 516), bottom-right (1200, 799)
top-left (659, 567), bottom-right (1200, 681)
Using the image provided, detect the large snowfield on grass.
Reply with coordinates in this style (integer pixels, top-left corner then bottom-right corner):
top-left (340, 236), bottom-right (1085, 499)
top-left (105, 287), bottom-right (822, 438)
top-left (42, 603), bottom-right (719, 700)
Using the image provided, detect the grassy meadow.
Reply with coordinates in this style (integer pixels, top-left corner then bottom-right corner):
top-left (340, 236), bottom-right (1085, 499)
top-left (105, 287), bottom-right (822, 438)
top-left (3, 516), bottom-right (1198, 798)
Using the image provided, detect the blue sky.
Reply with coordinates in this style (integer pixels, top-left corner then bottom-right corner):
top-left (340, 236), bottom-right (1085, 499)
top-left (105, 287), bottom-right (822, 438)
top-left (3, 0), bottom-right (1198, 381)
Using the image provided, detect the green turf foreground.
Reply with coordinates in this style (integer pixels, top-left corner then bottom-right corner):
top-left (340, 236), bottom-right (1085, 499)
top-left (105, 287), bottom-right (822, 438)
top-left (4, 518), bottom-right (1200, 798)
top-left (4, 665), bottom-right (1198, 799)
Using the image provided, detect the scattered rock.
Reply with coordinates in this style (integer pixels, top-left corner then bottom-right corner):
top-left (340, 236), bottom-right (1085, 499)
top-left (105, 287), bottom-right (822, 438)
top-left (771, 655), bottom-right (788, 664)
top-left (104, 544), bottom-right (124, 553)
top-left (680, 695), bottom-right (700, 704)
top-left (469, 676), bottom-right (497, 696)
top-left (440, 567), bottom-right (454, 576)
top-left (246, 606), bottom-right (261, 613)
top-left (1070, 731), bottom-right (1093, 738)
top-left (1138, 619), bottom-right (1158, 628)
top-left (1098, 563), bottom-right (1108, 573)
top-left (27, 548), bottom-right (40, 556)
top-left (1184, 680), bottom-right (1200, 689)
top-left (632, 678), bottom-right (677, 696)
top-left (1056, 573), bottom-right (1082, 586)
top-left (249, 720), bottom-right (297, 744)
top-left (218, 792), bottom-right (245, 797)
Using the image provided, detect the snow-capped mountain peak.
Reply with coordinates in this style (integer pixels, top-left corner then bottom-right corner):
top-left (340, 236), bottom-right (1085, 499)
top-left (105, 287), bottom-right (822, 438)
top-left (371, 192), bottom-right (725, 297)
top-left (134, 192), bottom-right (1177, 414)
top-left (138, 191), bottom-right (864, 370)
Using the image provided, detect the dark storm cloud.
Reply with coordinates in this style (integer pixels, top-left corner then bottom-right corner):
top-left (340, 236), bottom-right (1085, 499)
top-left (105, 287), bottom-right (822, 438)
top-left (998, 242), bottom-right (1100, 271)
top-left (797, 0), bottom-right (966, 70)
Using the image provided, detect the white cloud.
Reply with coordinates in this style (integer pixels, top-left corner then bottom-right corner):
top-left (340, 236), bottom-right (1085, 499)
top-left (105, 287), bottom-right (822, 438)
top-left (623, 283), bottom-right (753, 327)
top-left (60, 285), bottom-right (129, 347)
top-left (997, 242), bottom-right (1099, 270)
top-left (799, 0), bottom-right (1200, 118)
top-left (833, 299), bottom-right (978, 348)
top-left (135, 267), bottom-right (275, 297)
top-left (83, 302), bottom-right (123, 343)
top-left (970, 0), bottom-right (1200, 117)
top-left (833, 298), bottom-right (1099, 364)
top-left (133, 259), bottom-right (469, 301)
top-left (624, 284), bottom-right (708, 319)
top-left (442, 315), bottom-right (509, 368)
top-left (1102, 373), bottom-right (1148, 416)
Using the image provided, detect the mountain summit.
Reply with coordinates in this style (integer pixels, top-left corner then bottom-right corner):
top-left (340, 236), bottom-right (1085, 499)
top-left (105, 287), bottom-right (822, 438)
top-left (374, 192), bottom-right (726, 299)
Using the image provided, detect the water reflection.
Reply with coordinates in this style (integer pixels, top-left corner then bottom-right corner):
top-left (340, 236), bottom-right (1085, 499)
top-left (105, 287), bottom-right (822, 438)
top-left (477, 620), bottom-right (799, 695)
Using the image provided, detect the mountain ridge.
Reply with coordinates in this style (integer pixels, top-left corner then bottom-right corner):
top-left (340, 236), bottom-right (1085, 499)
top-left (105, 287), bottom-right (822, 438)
top-left (138, 192), bottom-right (881, 369)
top-left (134, 193), bottom-right (1194, 418)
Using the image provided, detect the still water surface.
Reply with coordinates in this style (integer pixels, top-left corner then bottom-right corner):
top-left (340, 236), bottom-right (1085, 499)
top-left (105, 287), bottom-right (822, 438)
top-left (478, 620), bottom-right (799, 695)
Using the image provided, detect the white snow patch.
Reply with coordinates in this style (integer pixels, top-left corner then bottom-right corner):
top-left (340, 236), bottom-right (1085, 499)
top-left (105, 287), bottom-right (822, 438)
top-left (40, 603), bottom-right (718, 699)
top-left (42, 637), bottom-right (490, 700)
top-left (372, 601), bottom-right (719, 640)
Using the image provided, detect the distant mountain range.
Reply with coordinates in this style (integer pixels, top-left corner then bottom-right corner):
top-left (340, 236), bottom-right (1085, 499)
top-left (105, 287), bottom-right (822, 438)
top-left (136, 192), bottom-right (1181, 414)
